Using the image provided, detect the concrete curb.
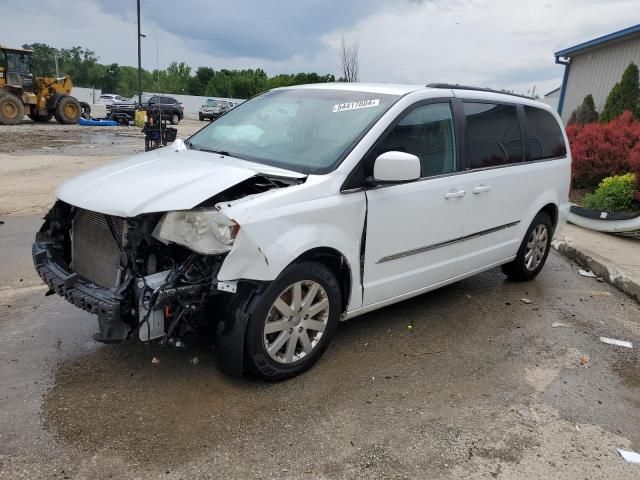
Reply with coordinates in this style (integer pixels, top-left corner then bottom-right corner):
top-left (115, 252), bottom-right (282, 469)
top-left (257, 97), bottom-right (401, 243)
top-left (552, 239), bottom-right (640, 302)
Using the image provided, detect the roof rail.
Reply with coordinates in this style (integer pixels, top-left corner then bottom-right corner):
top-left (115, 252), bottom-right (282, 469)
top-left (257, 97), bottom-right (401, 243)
top-left (426, 83), bottom-right (535, 100)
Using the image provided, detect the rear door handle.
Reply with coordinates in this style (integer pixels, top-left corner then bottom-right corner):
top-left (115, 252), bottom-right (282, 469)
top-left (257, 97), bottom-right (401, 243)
top-left (444, 189), bottom-right (466, 199)
top-left (472, 185), bottom-right (492, 194)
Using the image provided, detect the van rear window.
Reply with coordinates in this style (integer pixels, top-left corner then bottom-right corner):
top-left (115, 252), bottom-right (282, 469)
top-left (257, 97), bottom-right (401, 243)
top-left (524, 106), bottom-right (567, 160)
top-left (463, 103), bottom-right (523, 168)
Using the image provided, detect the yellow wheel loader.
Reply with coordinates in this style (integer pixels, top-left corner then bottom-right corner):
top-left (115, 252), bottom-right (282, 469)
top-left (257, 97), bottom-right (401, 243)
top-left (0, 45), bottom-right (84, 125)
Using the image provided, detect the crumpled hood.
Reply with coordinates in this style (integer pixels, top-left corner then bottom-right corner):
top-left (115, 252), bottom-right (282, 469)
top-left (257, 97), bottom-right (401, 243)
top-left (56, 148), bottom-right (304, 217)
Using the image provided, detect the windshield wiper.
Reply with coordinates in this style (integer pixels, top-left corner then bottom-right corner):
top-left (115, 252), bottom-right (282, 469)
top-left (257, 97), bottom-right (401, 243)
top-left (197, 147), bottom-right (232, 156)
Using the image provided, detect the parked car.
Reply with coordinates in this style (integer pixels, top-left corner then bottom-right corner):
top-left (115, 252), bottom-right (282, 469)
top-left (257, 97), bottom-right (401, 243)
top-left (98, 94), bottom-right (127, 105)
top-left (108, 94), bottom-right (184, 124)
top-left (199, 99), bottom-right (232, 121)
top-left (33, 83), bottom-right (570, 381)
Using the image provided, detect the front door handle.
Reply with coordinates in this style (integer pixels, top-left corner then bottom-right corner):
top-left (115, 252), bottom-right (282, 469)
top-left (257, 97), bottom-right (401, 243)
top-left (444, 189), bottom-right (466, 199)
top-left (472, 185), bottom-right (492, 194)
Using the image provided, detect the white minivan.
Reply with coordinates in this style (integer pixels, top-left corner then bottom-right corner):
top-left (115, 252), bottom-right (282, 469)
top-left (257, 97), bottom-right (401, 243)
top-left (33, 83), bottom-right (570, 380)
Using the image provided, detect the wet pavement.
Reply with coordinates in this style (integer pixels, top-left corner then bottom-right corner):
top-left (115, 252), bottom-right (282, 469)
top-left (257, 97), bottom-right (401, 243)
top-left (1, 215), bottom-right (639, 479)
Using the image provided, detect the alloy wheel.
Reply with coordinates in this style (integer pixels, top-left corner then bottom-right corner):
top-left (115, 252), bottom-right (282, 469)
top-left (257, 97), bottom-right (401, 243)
top-left (524, 224), bottom-right (548, 271)
top-left (263, 280), bottom-right (330, 364)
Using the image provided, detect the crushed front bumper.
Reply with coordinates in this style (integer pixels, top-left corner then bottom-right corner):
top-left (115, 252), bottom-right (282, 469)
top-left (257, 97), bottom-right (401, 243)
top-left (32, 235), bottom-right (131, 342)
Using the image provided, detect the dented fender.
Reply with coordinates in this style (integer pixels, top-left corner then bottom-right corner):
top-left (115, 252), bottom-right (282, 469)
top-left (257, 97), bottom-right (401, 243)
top-left (217, 189), bottom-right (367, 311)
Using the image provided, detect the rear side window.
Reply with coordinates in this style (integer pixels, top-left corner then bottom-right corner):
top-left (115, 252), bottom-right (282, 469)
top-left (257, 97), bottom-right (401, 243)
top-left (525, 106), bottom-right (567, 160)
top-left (463, 103), bottom-right (522, 169)
top-left (373, 102), bottom-right (457, 177)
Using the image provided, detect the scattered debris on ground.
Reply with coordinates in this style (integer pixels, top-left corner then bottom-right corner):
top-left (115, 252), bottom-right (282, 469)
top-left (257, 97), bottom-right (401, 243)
top-left (551, 322), bottom-right (568, 328)
top-left (520, 298), bottom-right (533, 304)
top-left (151, 357), bottom-right (161, 365)
top-left (600, 337), bottom-right (633, 348)
top-left (617, 448), bottom-right (640, 464)
top-left (578, 268), bottom-right (597, 278)
top-left (579, 355), bottom-right (590, 366)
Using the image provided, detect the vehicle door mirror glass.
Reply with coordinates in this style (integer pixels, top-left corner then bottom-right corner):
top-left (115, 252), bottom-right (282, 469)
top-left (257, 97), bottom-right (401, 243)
top-left (373, 151), bottom-right (421, 184)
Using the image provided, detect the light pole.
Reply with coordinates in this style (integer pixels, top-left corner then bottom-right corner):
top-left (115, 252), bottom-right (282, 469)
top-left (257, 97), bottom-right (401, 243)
top-left (137, 0), bottom-right (143, 105)
top-left (156, 35), bottom-right (160, 91)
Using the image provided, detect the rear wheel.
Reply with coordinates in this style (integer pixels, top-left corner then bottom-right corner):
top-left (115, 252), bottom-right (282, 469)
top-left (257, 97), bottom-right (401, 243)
top-left (28, 112), bottom-right (53, 123)
top-left (54, 96), bottom-right (81, 124)
top-left (0, 94), bottom-right (25, 125)
top-left (502, 212), bottom-right (553, 281)
top-left (244, 262), bottom-right (341, 381)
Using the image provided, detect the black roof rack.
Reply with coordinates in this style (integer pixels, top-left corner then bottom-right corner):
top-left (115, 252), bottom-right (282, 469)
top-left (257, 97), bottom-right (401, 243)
top-left (426, 83), bottom-right (535, 100)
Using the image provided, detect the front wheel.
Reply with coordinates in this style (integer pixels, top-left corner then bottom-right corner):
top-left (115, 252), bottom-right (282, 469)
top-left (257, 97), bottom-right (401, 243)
top-left (54, 96), bottom-right (81, 124)
top-left (502, 211), bottom-right (553, 281)
top-left (170, 113), bottom-right (179, 125)
top-left (244, 262), bottom-right (342, 381)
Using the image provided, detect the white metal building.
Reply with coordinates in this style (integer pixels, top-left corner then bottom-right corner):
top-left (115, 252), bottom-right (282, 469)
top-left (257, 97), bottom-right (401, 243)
top-left (540, 87), bottom-right (561, 111)
top-left (555, 24), bottom-right (640, 123)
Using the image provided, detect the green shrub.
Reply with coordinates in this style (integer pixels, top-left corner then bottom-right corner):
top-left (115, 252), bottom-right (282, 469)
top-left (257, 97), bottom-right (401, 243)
top-left (582, 173), bottom-right (638, 211)
top-left (568, 94), bottom-right (599, 125)
top-left (600, 63), bottom-right (640, 123)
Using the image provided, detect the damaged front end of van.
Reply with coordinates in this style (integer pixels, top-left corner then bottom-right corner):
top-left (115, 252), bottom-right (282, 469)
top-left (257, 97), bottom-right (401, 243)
top-left (32, 147), bottom-right (305, 376)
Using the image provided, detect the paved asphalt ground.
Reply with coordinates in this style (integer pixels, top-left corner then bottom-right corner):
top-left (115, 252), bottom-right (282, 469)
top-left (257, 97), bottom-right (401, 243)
top-left (1, 213), bottom-right (639, 479)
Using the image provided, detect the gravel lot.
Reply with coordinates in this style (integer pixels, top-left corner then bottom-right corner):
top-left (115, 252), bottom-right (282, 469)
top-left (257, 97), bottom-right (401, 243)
top-left (0, 121), bottom-right (639, 479)
top-left (0, 119), bottom-right (204, 215)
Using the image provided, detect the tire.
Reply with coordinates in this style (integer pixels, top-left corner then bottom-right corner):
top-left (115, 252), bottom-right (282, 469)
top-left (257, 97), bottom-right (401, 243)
top-left (0, 94), bottom-right (25, 125)
top-left (244, 261), bottom-right (342, 381)
top-left (28, 112), bottom-right (53, 123)
top-left (80, 102), bottom-right (91, 120)
top-left (199, 114), bottom-right (203, 121)
top-left (170, 113), bottom-right (179, 125)
top-left (54, 96), bottom-right (81, 124)
top-left (501, 211), bottom-right (553, 281)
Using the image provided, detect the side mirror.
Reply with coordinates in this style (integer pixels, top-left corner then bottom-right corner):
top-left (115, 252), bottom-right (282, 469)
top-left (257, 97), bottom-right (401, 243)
top-left (373, 151), bottom-right (421, 184)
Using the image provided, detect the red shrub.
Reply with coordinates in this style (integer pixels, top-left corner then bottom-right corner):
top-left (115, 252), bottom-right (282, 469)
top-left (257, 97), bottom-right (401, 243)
top-left (629, 142), bottom-right (640, 199)
top-left (567, 111), bottom-right (640, 188)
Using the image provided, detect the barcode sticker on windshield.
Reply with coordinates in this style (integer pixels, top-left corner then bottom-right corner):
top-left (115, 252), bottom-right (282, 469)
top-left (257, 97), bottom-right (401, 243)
top-left (333, 99), bottom-right (380, 113)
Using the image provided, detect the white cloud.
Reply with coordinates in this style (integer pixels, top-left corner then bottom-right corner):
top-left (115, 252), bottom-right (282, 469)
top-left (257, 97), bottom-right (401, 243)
top-left (323, 0), bottom-right (640, 93)
top-left (1, 0), bottom-right (638, 95)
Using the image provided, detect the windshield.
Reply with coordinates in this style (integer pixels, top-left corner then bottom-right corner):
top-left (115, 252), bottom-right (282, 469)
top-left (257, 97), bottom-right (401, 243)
top-left (188, 88), bottom-right (398, 174)
top-left (7, 52), bottom-right (31, 73)
top-left (128, 95), bottom-right (152, 103)
top-left (205, 99), bottom-right (218, 107)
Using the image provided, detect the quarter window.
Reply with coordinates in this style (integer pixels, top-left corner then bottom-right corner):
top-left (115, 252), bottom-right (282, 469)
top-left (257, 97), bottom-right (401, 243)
top-left (463, 103), bottom-right (522, 168)
top-left (524, 106), bottom-right (567, 160)
top-left (373, 103), bottom-right (457, 177)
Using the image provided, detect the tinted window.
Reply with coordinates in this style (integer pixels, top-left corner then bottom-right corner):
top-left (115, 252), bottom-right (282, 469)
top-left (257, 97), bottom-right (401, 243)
top-left (464, 102), bottom-right (522, 168)
top-left (525, 106), bottom-right (566, 160)
top-left (372, 103), bottom-right (456, 177)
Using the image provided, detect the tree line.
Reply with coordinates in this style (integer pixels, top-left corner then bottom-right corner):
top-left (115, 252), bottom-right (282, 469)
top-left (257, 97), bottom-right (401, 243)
top-left (22, 43), bottom-right (336, 99)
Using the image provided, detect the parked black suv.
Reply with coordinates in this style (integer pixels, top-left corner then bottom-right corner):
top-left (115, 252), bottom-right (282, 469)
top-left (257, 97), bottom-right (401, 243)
top-left (108, 94), bottom-right (184, 124)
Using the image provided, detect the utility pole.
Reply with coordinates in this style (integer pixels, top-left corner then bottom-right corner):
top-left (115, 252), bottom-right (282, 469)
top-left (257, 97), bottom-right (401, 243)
top-left (137, 0), bottom-right (142, 105)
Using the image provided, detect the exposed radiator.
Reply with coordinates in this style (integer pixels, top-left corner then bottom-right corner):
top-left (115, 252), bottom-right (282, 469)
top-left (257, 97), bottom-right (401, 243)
top-left (71, 209), bottom-right (127, 288)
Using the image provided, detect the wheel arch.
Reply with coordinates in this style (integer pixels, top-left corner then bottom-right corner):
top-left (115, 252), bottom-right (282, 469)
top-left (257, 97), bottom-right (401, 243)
top-left (291, 246), bottom-right (352, 314)
top-left (540, 202), bottom-right (559, 230)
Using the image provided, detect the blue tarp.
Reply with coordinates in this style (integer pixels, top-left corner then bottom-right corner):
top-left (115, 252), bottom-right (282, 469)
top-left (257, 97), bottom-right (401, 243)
top-left (79, 117), bottom-right (119, 126)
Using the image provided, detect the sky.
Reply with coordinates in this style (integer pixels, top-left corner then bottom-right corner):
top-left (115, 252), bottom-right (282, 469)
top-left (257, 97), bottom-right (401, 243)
top-left (1, 0), bottom-right (639, 96)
